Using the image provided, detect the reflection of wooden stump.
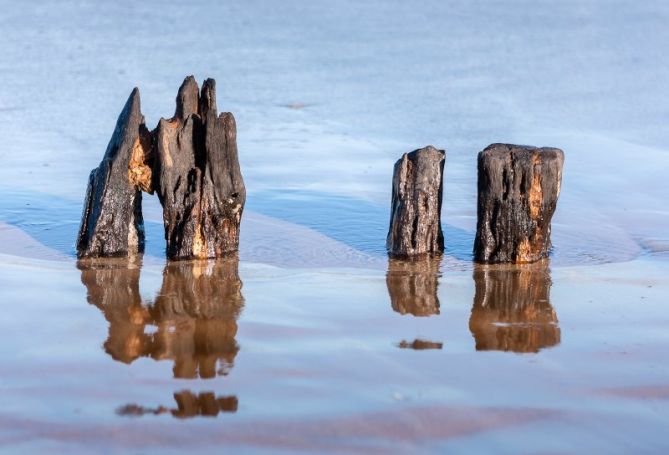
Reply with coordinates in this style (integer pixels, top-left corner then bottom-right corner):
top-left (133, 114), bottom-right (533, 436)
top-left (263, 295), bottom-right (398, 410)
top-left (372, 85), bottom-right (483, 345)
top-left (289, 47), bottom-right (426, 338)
top-left (78, 257), bottom-right (150, 363)
top-left (397, 339), bottom-right (443, 350)
top-left (116, 390), bottom-right (238, 418)
top-left (172, 390), bottom-right (238, 418)
top-left (474, 144), bottom-right (564, 263)
top-left (469, 261), bottom-right (560, 353)
top-left (387, 256), bottom-right (441, 316)
top-left (387, 146), bottom-right (445, 257)
top-left (76, 90), bottom-right (150, 258)
top-left (79, 256), bottom-right (244, 378)
top-left (152, 257), bottom-right (244, 379)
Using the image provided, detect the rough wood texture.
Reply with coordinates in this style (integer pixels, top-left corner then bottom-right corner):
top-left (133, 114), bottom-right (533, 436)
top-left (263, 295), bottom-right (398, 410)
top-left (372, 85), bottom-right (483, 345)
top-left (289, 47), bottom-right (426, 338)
top-left (473, 144), bottom-right (564, 263)
top-left (154, 76), bottom-right (246, 260)
top-left (79, 256), bottom-right (244, 378)
top-left (387, 146), bottom-right (445, 258)
top-left (386, 256), bottom-right (441, 316)
top-left (468, 261), bottom-right (559, 353)
top-left (76, 89), bottom-right (151, 258)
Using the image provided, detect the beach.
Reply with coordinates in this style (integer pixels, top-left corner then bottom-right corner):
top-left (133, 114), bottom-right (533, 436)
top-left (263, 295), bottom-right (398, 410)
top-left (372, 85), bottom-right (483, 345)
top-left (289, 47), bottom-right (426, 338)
top-left (0, 1), bottom-right (668, 453)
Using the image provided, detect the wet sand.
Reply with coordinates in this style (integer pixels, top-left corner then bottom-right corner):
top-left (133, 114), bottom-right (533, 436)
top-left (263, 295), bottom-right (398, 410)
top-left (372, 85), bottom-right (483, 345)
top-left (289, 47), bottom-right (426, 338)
top-left (1, 0), bottom-right (669, 453)
top-left (0, 254), bottom-right (668, 453)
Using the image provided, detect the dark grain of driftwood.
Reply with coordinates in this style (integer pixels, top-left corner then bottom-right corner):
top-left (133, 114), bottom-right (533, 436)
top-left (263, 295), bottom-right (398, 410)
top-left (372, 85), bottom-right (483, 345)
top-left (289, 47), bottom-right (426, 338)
top-left (76, 89), bottom-right (151, 258)
top-left (473, 144), bottom-right (564, 264)
top-left (154, 76), bottom-right (245, 260)
top-left (387, 145), bottom-right (445, 257)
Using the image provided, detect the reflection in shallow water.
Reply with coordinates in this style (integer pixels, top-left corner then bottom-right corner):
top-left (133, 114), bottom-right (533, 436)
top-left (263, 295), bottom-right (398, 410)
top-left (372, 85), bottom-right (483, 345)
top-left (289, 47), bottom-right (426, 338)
top-left (469, 261), bottom-right (560, 353)
top-left (387, 256), bottom-right (441, 316)
top-left (397, 339), bottom-right (443, 350)
top-left (116, 390), bottom-right (238, 418)
top-left (78, 256), bottom-right (244, 379)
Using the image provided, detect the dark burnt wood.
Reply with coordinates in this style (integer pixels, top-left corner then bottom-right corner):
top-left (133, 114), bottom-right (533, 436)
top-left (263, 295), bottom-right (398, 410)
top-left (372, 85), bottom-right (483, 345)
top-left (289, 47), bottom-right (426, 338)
top-left (77, 89), bottom-right (150, 258)
top-left (474, 144), bottom-right (564, 264)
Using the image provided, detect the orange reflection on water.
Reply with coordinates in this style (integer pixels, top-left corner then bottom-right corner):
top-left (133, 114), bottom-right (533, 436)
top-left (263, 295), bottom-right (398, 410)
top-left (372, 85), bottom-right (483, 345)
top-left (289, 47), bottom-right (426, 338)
top-left (387, 255), bottom-right (441, 317)
top-left (469, 260), bottom-right (560, 353)
top-left (116, 390), bottom-right (238, 418)
top-left (78, 256), bottom-right (244, 379)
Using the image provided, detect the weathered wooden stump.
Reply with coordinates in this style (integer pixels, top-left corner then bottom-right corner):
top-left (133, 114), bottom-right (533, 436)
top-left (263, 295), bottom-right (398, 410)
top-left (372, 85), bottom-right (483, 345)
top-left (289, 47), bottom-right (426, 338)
top-left (386, 256), bottom-right (441, 316)
top-left (473, 144), bottom-right (564, 263)
top-left (154, 76), bottom-right (246, 260)
top-left (76, 89), bottom-right (151, 258)
top-left (387, 145), bottom-right (445, 257)
top-left (77, 76), bottom-right (245, 260)
top-left (468, 261), bottom-right (559, 353)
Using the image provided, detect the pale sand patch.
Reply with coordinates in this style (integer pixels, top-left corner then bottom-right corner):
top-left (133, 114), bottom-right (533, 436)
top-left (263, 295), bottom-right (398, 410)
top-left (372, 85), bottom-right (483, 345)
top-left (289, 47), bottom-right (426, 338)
top-left (0, 222), bottom-right (67, 262)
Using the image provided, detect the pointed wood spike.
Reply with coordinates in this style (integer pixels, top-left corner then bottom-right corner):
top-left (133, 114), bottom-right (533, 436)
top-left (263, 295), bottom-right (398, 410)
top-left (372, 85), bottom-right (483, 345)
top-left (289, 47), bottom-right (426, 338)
top-left (174, 75), bottom-right (200, 120)
top-left (200, 78), bottom-right (217, 119)
top-left (76, 88), bottom-right (146, 258)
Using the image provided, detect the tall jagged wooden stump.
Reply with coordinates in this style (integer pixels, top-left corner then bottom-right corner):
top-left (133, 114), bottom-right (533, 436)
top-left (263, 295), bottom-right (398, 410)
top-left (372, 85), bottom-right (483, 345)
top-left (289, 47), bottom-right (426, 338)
top-left (473, 144), bottom-right (564, 264)
top-left (154, 77), bottom-right (246, 260)
top-left (386, 145), bottom-right (445, 257)
top-left (77, 89), bottom-right (151, 258)
top-left (76, 76), bottom-right (245, 260)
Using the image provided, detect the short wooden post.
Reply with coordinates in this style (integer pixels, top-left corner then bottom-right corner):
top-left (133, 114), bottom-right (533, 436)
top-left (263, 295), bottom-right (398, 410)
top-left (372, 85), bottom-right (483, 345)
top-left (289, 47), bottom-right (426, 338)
top-left (387, 145), bottom-right (445, 257)
top-left (473, 144), bottom-right (564, 263)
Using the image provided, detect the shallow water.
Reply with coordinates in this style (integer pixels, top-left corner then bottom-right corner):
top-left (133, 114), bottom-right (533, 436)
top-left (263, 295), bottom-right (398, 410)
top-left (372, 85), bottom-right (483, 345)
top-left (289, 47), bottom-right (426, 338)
top-left (1, 255), bottom-right (668, 453)
top-left (1, 0), bottom-right (669, 453)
